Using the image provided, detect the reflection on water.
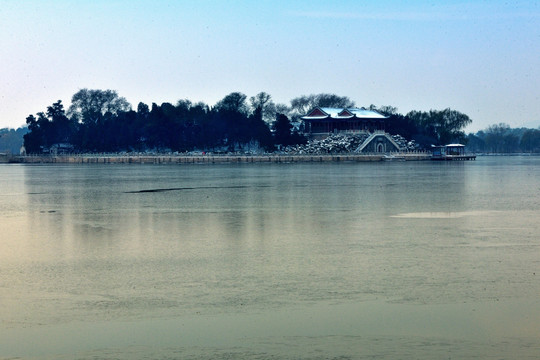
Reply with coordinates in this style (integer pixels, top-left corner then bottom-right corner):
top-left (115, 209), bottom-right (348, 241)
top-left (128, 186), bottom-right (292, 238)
top-left (390, 210), bottom-right (501, 218)
top-left (1, 157), bottom-right (539, 359)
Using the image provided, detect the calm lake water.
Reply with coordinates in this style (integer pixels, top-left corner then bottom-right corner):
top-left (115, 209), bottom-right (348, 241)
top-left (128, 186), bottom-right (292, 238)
top-left (1, 157), bottom-right (539, 359)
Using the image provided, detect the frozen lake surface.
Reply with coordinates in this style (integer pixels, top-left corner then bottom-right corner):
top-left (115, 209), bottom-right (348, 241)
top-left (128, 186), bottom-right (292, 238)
top-left (1, 157), bottom-right (539, 359)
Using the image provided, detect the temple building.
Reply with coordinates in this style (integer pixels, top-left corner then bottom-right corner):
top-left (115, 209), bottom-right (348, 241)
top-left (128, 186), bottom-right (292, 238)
top-left (300, 106), bottom-right (401, 153)
top-left (301, 107), bottom-right (387, 138)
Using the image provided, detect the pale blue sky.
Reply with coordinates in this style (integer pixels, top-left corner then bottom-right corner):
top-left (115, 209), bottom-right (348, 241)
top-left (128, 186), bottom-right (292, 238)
top-left (1, 0), bottom-right (539, 132)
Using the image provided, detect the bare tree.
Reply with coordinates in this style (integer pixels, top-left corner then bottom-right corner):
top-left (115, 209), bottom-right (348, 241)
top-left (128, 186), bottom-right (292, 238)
top-left (249, 92), bottom-right (276, 123)
top-left (214, 92), bottom-right (249, 114)
top-left (68, 89), bottom-right (131, 124)
top-left (289, 93), bottom-right (355, 120)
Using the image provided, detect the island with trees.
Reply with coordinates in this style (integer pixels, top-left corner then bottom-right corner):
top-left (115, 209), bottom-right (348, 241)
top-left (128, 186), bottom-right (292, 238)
top-left (2, 89), bottom-right (539, 159)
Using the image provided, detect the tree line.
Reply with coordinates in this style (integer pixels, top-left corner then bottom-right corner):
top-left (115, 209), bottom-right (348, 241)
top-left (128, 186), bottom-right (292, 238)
top-left (19, 88), bottom-right (532, 154)
top-left (0, 127), bottom-right (28, 154)
top-left (23, 90), bottom-right (309, 154)
top-left (466, 124), bottom-right (540, 153)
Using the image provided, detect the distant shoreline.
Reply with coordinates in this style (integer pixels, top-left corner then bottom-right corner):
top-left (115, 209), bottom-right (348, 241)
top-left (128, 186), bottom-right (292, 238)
top-left (3, 153), bottom-right (430, 164)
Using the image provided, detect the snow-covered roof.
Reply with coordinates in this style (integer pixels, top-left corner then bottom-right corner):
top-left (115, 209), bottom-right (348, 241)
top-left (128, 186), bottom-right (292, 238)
top-left (348, 108), bottom-right (387, 119)
top-left (302, 107), bottom-right (387, 120)
top-left (445, 144), bottom-right (465, 147)
top-left (317, 107), bottom-right (344, 117)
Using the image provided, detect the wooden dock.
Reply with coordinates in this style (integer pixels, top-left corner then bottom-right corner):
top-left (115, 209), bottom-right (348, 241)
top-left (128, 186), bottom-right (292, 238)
top-left (431, 155), bottom-right (476, 161)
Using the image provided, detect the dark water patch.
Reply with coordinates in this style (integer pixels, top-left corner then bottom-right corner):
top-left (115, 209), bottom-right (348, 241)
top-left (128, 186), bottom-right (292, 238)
top-left (125, 185), bottom-right (271, 194)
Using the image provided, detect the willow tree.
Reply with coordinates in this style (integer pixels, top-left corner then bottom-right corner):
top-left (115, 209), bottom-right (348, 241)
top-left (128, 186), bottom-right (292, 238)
top-left (407, 108), bottom-right (472, 145)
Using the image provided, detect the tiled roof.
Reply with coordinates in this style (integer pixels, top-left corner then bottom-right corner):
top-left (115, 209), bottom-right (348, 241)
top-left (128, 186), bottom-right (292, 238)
top-left (302, 107), bottom-right (387, 120)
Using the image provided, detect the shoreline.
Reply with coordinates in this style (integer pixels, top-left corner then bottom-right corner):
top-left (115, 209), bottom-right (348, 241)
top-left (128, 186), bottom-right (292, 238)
top-left (4, 153), bottom-right (430, 164)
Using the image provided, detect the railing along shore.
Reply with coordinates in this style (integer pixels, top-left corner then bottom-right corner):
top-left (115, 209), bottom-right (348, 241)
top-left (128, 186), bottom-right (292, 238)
top-left (6, 151), bottom-right (431, 164)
